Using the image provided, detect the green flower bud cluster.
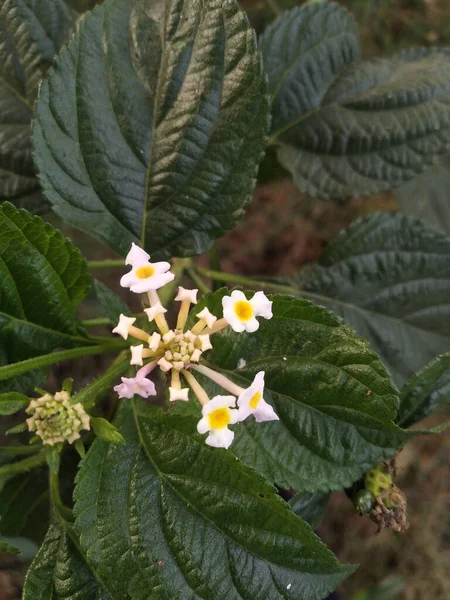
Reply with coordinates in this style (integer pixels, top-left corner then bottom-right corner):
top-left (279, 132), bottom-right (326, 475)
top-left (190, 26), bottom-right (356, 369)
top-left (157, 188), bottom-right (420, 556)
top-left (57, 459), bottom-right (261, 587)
top-left (26, 391), bottom-right (90, 446)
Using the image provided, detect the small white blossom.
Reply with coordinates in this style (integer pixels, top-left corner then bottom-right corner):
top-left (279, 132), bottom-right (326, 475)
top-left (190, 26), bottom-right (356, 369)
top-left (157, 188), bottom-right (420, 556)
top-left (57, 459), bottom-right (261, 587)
top-left (158, 357), bottom-right (173, 372)
top-left (149, 332), bottom-right (162, 351)
top-left (130, 344), bottom-right (144, 366)
top-left (196, 307), bottom-right (217, 329)
top-left (175, 287), bottom-right (198, 304)
top-left (112, 314), bottom-right (136, 340)
top-left (120, 245), bottom-right (174, 293)
top-left (114, 376), bottom-right (156, 399)
top-left (190, 348), bottom-right (202, 363)
top-left (198, 334), bottom-right (212, 352)
top-left (144, 302), bottom-right (167, 322)
top-left (197, 396), bottom-right (239, 449)
top-left (162, 330), bottom-right (176, 343)
top-left (237, 358), bottom-right (246, 369)
top-left (237, 371), bottom-right (278, 422)
top-left (222, 290), bottom-right (272, 333)
top-left (169, 387), bottom-right (190, 402)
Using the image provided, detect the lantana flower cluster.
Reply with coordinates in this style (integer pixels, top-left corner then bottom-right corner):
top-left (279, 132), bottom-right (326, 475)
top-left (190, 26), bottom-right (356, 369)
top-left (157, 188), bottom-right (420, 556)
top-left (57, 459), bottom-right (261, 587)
top-left (112, 244), bottom-right (279, 448)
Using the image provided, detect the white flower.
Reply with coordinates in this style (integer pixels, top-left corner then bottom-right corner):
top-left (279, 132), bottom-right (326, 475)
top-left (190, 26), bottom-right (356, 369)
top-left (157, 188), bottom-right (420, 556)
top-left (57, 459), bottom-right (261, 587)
top-left (120, 245), bottom-right (174, 293)
top-left (149, 332), bottom-right (162, 352)
top-left (114, 376), bottom-right (156, 399)
top-left (175, 287), bottom-right (198, 304)
top-left (198, 334), bottom-right (212, 352)
top-left (112, 314), bottom-right (136, 340)
top-left (197, 396), bottom-right (239, 449)
top-left (222, 290), bottom-right (272, 333)
top-left (130, 344), bottom-right (144, 366)
top-left (237, 371), bottom-right (278, 422)
top-left (190, 349), bottom-right (202, 362)
top-left (158, 357), bottom-right (173, 372)
top-left (169, 387), bottom-right (190, 402)
top-left (196, 307), bottom-right (217, 329)
top-left (144, 302), bottom-right (167, 322)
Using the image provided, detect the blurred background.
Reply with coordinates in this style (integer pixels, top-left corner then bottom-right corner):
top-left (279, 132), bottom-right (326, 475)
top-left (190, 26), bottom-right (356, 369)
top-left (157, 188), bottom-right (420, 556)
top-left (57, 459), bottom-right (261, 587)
top-left (1, 1), bottom-right (450, 599)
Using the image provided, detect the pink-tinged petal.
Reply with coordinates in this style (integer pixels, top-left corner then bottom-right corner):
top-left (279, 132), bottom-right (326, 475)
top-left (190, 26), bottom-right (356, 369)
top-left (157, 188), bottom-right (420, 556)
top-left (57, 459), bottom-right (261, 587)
top-left (205, 428), bottom-right (234, 449)
top-left (130, 271), bottom-right (175, 293)
top-left (254, 401), bottom-right (279, 423)
top-left (126, 243), bottom-right (150, 266)
top-left (152, 261), bottom-right (172, 274)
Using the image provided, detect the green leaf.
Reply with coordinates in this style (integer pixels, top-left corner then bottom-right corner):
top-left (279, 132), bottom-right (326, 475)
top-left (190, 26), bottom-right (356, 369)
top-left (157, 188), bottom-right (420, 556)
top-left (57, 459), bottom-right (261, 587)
top-left (23, 520), bottom-right (109, 600)
top-left (93, 279), bottom-right (131, 325)
top-left (289, 492), bottom-right (329, 530)
top-left (394, 154), bottom-right (450, 236)
top-left (189, 289), bottom-right (417, 492)
top-left (0, 202), bottom-right (93, 393)
top-left (90, 417), bottom-right (125, 444)
top-left (0, 538), bottom-right (20, 555)
top-left (74, 402), bottom-right (354, 600)
top-left (33, 0), bottom-right (270, 259)
top-left (397, 353), bottom-right (450, 428)
top-left (0, 0), bottom-right (74, 212)
top-left (0, 391), bottom-right (29, 415)
top-left (298, 212), bottom-right (450, 386)
top-left (263, 3), bottom-right (450, 199)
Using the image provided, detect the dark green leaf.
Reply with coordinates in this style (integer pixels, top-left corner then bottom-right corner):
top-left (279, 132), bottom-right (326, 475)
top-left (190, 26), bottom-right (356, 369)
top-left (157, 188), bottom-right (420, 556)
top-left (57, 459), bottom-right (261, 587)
top-left (394, 154), bottom-right (450, 236)
top-left (263, 3), bottom-right (450, 199)
top-left (23, 520), bottom-right (109, 600)
top-left (74, 402), bottom-right (354, 600)
top-left (0, 538), bottom-right (20, 554)
top-left (33, 0), bottom-right (270, 259)
top-left (93, 279), bottom-right (131, 324)
top-left (397, 353), bottom-right (450, 428)
top-left (189, 290), bottom-right (416, 491)
top-left (299, 212), bottom-right (450, 386)
top-left (0, 202), bottom-right (93, 393)
top-left (289, 492), bottom-right (329, 530)
top-left (0, 391), bottom-right (29, 415)
top-left (0, 0), bottom-right (74, 212)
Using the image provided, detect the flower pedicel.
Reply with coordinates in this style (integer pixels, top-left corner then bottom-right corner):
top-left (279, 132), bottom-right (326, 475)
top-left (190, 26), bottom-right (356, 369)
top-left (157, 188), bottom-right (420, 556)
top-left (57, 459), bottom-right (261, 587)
top-left (112, 243), bottom-right (279, 448)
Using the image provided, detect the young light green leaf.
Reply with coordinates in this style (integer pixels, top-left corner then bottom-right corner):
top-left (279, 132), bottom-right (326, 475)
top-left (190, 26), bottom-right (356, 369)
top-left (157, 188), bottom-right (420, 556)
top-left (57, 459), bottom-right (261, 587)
top-left (33, 0), bottom-right (270, 259)
top-left (298, 212), bottom-right (450, 386)
top-left (0, 203), bottom-right (93, 393)
top-left (74, 402), bottom-right (354, 600)
top-left (0, 392), bottom-right (29, 415)
top-left (0, 0), bottom-right (74, 212)
top-left (189, 290), bottom-right (417, 492)
top-left (23, 520), bottom-right (109, 600)
top-left (93, 279), bottom-right (131, 325)
top-left (397, 353), bottom-right (450, 428)
top-left (0, 538), bottom-right (20, 555)
top-left (90, 417), bottom-right (125, 444)
top-left (262, 3), bottom-right (450, 200)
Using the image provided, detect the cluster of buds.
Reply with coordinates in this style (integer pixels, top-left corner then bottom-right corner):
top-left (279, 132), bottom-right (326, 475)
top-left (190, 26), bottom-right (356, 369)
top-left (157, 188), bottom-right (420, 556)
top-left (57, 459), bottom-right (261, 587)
top-left (26, 391), bottom-right (90, 446)
top-left (112, 243), bottom-right (279, 448)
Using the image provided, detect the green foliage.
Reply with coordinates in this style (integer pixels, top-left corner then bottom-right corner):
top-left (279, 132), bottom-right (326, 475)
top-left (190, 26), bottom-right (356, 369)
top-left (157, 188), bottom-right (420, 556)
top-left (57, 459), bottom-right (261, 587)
top-left (0, 391), bottom-right (29, 415)
top-left (0, 538), bottom-right (20, 554)
top-left (189, 290), bottom-right (416, 491)
top-left (93, 279), bottom-right (131, 324)
top-left (397, 353), bottom-right (450, 428)
top-left (74, 402), bottom-right (354, 599)
top-left (90, 417), bottom-right (125, 444)
top-left (23, 519), bottom-right (109, 600)
top-left (289, 492), bottom-right (329, 530)
top-left (298, 212), bottom-right (450, 386)
top-left (262, 2), bottom-right (450, 199)
top-left (0, 0), bottom-right (74, 212)
top-left (33, 0), bottom-right (270, 259)
top-left (0, 203), bottom-right (93, 393)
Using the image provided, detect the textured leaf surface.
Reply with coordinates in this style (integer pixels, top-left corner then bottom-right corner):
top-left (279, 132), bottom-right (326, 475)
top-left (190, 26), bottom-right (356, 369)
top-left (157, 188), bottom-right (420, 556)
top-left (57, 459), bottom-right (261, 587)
top-left (74, 402), bottom-right (353, 600)
top-left (33, 0), bottom-right (269, 259)
top-left (23, 520), bottom-right (109, 600)
top-left (93, 279), bottom-right (131, 324)
top-left (0, 0), bottom-right (73, 211)
top-left (0, 538), bottom-right (20, 554)
top-left (0, 202), bottom-right (92, 392)
top-left (398, 353), bottom-right (450, 428)
top-left (288, 492), bottom-right (329, 531)
top-left (262, 3), bottom-right (450, 199)
top-left (184, 290), bottom-right (413, 492)
top-left (299, 212), bottom-right (450, 386)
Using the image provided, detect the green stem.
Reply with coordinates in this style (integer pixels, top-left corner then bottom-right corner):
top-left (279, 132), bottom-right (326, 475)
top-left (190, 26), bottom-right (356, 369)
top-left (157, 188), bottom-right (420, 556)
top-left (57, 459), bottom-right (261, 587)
top-left (194, 266), bottom-right (299, 295)
top-left (0, 452), bottom-right (46, 480)
top-left (0, 445), bottom-right (41, 456)
top-left (81, 317), bottom-right (111, 327)
top-left (70, 352), bottom-right (130, 407)
top-left (88, 259), bottom-right (124, 269)
top-left (186, 266), bottom-right (211, 295)
top-left (0, 342), bottom-right (127, 382)
top-left (50, 469), bottom-right (73, 522)
top-left (158, 258), bottom-right (190, 305)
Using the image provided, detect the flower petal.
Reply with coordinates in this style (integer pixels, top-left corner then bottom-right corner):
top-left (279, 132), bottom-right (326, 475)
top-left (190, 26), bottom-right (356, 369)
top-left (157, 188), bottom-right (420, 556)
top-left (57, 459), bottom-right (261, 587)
top-left (205, 428), bottom-right (234, 449)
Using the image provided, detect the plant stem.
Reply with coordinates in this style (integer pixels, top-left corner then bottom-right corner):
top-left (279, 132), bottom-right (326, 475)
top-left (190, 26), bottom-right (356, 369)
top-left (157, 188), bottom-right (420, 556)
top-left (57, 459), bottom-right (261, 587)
top-left (70, 352), bottom-right (130, 407)
top-left (0, 452), bottom-right (47, 479)
top-left (0, 445), bottom-right (41, 456)
top-left (186, 265), bottom-right (211, 294)
top-left (88, 259), bottom-right (124, 269)
top-left (0, 342), bottom-right (127, 382)
top-left (50, 469), bottom-right (73, 522)
top-left (81, 317), bottom-right (112, 327)
top-left (194, 266), bottom-right (299, 295)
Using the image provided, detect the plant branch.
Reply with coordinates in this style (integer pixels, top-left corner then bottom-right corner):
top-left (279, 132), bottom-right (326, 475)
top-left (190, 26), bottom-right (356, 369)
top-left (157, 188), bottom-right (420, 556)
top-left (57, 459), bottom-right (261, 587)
top-left (50, 469), bottom-right (73, 522)
top-left (0, 451), bottom-right (46, 480)
top-left (88, 259), bottom-right (124, 269)
top-left (81, 317), bottom-right (112, 327)
top-left (194, 266), bottom-right (299, 295)
top-left (186, 266), bottom-right (211, 294)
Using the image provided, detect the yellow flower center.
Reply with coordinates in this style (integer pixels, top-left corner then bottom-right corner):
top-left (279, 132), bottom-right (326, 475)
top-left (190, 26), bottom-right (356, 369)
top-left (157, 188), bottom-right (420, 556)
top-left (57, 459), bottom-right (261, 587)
top-left (135, 265), bottom-right (156, 279)
top-left (208, 407), bottom-right (231, 429)
top-left (249, 391), bottom-right (262, 409)
top-left (234, 300), bottom-right (253, 321)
